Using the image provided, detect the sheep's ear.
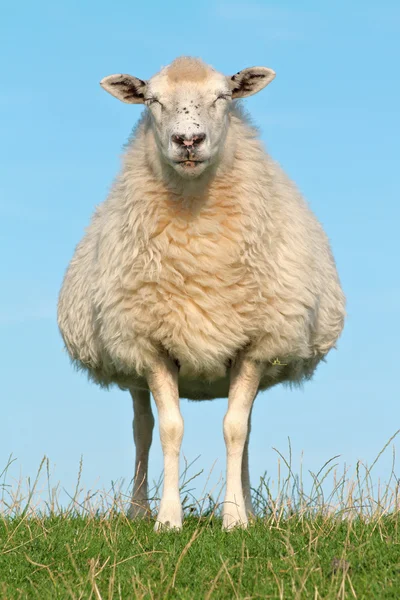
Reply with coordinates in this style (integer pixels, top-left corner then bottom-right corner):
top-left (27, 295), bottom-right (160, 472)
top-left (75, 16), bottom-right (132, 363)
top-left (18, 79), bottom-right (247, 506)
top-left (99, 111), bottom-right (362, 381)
top-left (100, 74), bottom-right (147, 104)
top-left (228, 67), bottom-right (275, 99)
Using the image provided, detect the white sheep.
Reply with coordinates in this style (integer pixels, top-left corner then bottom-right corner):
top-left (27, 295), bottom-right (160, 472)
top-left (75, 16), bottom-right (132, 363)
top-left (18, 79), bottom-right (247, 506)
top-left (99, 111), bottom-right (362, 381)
top-left (58, 56), bottom-right (345, 531)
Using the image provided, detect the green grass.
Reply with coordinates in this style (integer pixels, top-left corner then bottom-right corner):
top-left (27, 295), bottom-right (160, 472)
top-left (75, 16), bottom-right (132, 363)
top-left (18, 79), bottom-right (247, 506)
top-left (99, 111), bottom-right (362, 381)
top-left (1, 513), bottom-right (400, 599)
top-left (1, 436), bottom-right (400, 599)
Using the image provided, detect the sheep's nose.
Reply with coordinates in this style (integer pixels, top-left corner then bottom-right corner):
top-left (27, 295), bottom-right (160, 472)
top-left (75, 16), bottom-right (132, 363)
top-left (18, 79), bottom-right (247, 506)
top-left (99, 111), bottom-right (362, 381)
top-left (171, 133), bottom-right (206, 147)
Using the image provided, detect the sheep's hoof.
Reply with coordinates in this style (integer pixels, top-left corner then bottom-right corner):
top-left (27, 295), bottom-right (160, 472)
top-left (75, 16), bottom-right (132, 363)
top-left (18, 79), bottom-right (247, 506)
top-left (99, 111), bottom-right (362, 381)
top-left (245, 500), bottom-right (256, 518)
top-left (222, 495), bottom-right (249, 530)
top-left (154, 519), bottom-right (182, 532)
top-left (154, 502), bottom-right (183, 532)
top-left (127, 500), bottom-right (151, 520)
top-left (222, 515), bottom-right (248, 531)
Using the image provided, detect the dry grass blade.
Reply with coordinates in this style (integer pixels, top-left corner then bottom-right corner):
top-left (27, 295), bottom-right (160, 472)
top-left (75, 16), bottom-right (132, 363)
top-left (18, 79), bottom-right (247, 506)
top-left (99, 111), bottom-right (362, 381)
top-left (170, 528), bottom-right (201, 588)
top-left (220, 555), bottom-right (240, 600)
top-left (205, 560), bottom-right (229, 600)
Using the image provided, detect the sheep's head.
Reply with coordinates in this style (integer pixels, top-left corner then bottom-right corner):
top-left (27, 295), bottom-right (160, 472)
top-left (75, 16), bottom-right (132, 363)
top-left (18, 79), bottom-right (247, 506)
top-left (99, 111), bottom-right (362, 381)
top-left (101, 57), bottom-right (275, 179)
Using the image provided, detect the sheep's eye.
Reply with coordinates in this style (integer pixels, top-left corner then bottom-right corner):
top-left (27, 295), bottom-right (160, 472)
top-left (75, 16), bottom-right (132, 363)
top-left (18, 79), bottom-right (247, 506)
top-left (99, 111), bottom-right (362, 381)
top-left (215, 94), bottom-right (231, 102)
top-left (145, 97), bottom-right (162, 107)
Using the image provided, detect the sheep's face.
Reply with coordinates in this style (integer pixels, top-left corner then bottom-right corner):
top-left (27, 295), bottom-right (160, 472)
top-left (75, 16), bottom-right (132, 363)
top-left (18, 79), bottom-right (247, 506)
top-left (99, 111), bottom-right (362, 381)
top-left (101, 57), bottom-right (275, 179)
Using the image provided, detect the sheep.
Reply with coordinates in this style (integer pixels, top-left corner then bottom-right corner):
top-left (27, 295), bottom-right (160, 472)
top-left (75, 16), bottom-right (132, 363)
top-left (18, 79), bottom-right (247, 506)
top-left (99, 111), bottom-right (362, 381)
top-left (58, 56), bottom-right (345, 531)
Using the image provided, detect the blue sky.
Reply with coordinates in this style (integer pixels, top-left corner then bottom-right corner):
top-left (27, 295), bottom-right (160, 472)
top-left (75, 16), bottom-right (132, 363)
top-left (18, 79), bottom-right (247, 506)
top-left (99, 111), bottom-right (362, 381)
top-left (1, 0), bottom-right (399, 508)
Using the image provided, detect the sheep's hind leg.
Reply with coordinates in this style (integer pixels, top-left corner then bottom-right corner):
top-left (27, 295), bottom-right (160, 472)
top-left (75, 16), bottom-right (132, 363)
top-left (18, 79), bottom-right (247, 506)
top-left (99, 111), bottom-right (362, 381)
top-left (242, 408), bottom-right (255, 518)
top-left (147, 357), bottom-right (183, 531)
top-left (128, 388), bottom-right (154, 519)
top-left (223, 356), bottom-right (262, 530)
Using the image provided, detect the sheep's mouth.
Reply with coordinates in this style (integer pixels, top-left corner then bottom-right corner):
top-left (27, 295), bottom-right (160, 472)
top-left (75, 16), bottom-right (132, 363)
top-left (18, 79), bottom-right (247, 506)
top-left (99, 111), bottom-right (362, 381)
top-left (172, 158), bottom-right (209, 177)
top-left (175, 160), bottom-right (204, 167)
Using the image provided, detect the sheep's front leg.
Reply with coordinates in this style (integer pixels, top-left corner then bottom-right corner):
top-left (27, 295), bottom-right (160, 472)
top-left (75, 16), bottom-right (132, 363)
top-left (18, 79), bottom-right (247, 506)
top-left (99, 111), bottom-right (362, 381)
top-left (128, 388), bottom-right (154, 519)
top-left (147, 357), bottom-right (183, 531)
top-left (242, 409), bottom-right (255, 517)
top-left (223, 356), bottom-right (262, 530)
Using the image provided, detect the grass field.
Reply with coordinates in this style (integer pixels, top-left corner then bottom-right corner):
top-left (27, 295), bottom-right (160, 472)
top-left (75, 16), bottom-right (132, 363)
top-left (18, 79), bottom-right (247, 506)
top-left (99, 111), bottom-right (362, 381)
top-left (1, 436), bottom-right (399, 599)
